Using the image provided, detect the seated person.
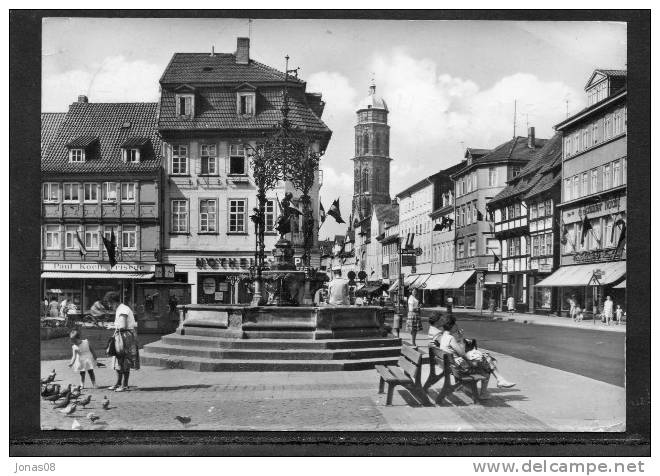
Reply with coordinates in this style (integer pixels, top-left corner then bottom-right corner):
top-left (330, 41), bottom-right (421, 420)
top-left (434, 312), bottom-right (515, 399)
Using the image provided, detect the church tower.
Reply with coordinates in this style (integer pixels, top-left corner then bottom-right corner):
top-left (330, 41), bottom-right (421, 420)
top-left (352, 81), bottom-right (392, 220)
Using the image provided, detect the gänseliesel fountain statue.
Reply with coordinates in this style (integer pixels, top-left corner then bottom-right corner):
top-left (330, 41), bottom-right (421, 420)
top-left (141, 56), bottom-right (402, 371)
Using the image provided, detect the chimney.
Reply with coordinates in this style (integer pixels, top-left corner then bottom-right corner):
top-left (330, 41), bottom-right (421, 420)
top-left (236, 37), bottom-right (250, 65)
top-left (77, 95), bottom-right (88, 103)
top-left (527, 126), bottom-right (535, 148)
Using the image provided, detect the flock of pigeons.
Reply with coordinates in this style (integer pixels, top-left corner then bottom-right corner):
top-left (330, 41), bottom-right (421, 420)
top-left (41, 368), bottom-right (193, 429)
top-left (41, 369), bottom-right (110, 429)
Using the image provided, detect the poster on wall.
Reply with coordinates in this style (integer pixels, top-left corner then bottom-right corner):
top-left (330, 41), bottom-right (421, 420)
top-left (218, 282), bottom-right (229, 292)
top-left (202, 278), bottom-right (216, 295)
top-left (215, 292), bottom-right (224, 301)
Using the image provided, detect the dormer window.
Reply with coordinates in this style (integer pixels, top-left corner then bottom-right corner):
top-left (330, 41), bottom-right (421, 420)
top-left (176, 94), bottom-right (194, 117)
top-left (122, 148), bottom-right (140, 163)
top-left (238, 92), bottom-right (255, 116)
top-left (235, 83), bottom-right (257, 117)
top-left (70, 149), bottom-right (85, 163)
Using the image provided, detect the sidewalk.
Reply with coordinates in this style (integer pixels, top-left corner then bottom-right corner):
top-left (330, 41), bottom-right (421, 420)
top-left (422, 307), bottom-right (626, 333)
top-left (40, 348), bottom-right (624, 432)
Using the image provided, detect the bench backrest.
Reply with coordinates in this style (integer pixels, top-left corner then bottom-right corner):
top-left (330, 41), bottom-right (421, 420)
top-left (429, 346), bottom-right (454, 374)
top-left (397, 345), bottom-right (423, 383)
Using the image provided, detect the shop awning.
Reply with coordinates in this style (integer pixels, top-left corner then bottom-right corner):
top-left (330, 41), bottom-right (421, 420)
top-left (410, 274), bottom-right (431, 289)
top-left (41, 272), bottom-right (154, 280)
top-left (536, 261), bottom-right (626, 287)
top-left (613, 280), bottom-right (626, 289)
top-left (387, 281), bottom-right (399, 293)
top-left (424, 273), bottom-right (453, 290)
top-left (404, 275), bottom-right (420, 287)
top-left (356, 285), bottom-right (385, 297)
top-left (443, 270), bottom-right (476, 289)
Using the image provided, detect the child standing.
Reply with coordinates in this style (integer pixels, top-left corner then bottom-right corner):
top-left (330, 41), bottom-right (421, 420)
top-left (67, 329), bottom-right (97, 388)
top-left (615, 305), bottom-right (624, 325)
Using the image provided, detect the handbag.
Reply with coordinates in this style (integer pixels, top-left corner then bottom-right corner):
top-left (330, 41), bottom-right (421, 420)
top-left (106, 335), bottom-right (116, 356)
top-left (114, 330), bottom-right (126, 357)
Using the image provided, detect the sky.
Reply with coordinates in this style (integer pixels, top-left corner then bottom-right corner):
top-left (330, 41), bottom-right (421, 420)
top-left (42, 18), bottom-right (627, 239)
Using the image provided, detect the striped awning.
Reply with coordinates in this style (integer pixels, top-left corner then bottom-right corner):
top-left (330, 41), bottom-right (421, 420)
top-left (410, 274), bottom-right (431, 289)
top-left (404, 275), bottom-right (420, 287)
top-left (387, 280), bottom-right (399, 293)
top-left (41, 272), bottom-right (154, 280)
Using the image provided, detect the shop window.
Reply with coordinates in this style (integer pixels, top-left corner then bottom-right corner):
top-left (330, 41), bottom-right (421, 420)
top-left (171, 200), bottom-right (189, 233)
top-left (45, 225), bottom-right (60, 249)
top-left (200, 144), bottom-right (217, 175)
top-left (121, 225), bottom-right (137, 250)
top-left (102, 182), bottom-right (118, 202)
top-left (171, 144), bottom-right (189, 175)
top-left (63, 183), bottom-right (79, 203)
top-left (43, 183), bottom-right (59, 203)
top-left (121, 183), bottom-right (136, 202)
top-left (229, 199), bottom-right (247, 233)
top-left (199, 199), bottom-right (217, 233)
top-left (84, 183), bottom-right (98, 203)
top-left (229, 144), bottom-right (247, 175)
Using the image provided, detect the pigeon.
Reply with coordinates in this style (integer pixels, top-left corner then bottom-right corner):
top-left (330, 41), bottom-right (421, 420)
top-left (43, 392), bottom-right (60, 402)
top-left (52, 394), bottom-right (71, 409)
top-left (71, 419), bottom-right (81, 430)
top-left (40, 377), bottom-right (49, 386)
top-left (102, 396), bottom-right (110, 410)
top-left (87, 412), bottom-right (100, 423)
top-left (59, 403), bottom-right (77, 415)
top-left (48, 369), bottom-right (56, 382)
top-left (58, 384), bottom-right (72, 399)
top-left (174, 416), bottom-right (191, 425)
top-left (71, 386), bottom-right (82, 399)
top-left (78, 395), bottom-right (92, 407)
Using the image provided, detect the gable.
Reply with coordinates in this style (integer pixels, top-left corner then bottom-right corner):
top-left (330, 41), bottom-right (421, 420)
top-left (235, 82), bottom-right (257, 92)
top-left (585, 71), bottom-right (607, 91)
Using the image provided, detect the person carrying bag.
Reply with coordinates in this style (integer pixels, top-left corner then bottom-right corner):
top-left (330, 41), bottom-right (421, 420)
top-left (104, 291), bottom-right (140, 392)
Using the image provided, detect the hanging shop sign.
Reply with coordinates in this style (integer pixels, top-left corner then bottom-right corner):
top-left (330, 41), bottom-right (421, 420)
top-left (196, 257), bottom-right (256, 269)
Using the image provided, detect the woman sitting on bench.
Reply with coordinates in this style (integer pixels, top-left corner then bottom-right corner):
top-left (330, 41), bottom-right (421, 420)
top-left (431, 312), bottom-right (515, 399)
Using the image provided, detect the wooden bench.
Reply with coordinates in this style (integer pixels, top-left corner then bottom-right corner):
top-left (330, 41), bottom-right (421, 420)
top-left (375, 345), bottom-right (431, 406)
top-left (423, 345), bottom-right (487, 404)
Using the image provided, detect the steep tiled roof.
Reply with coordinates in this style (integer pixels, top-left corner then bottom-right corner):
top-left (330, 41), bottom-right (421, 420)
top-left (42, 102), bottom-right (162, 176)
top-left (454, 136), bottom-right (547, 178)
top-left (373, 204), bottom-right (398, 226)
top-left (465, 147), bottom-right (491, 158)
top-left (158, 86), bottom-right (330, 134)
top-left (524, 172), bottom-right (561, 200)
top-left (489, 133), bottom-right (563, 205)
top-left (41, 113), bottom-right (66, 155)
top-left (160, 53), bottom-right (303, 85)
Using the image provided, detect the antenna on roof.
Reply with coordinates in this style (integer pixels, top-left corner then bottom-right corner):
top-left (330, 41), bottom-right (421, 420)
top-left (565, 99), bottom-right (570, 118)
top-left (513, 99), bottom-right (517, 138)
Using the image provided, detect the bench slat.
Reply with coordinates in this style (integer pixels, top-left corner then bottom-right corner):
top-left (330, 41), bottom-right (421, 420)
top-left (400, 345), bottom-right (423, 365)
top-left (375, 365), bottom-right (409, 384)
top-left (387, 366), bottom-right (413, 384)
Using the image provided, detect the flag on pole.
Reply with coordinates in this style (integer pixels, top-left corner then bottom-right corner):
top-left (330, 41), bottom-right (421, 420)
top-left (560, 221), bottom-right (569, 245)
top-left (327, 198), bottom-right (345, 224)
top-left (319, 201), bottom-right (326, 225)
top-left (75, 231), bottom-right (87, 257)
top-left (491, 249), bottom-right (500, 264)
top-left (615, 219), bottom-right (626, 256)
top-left (477, 210), bottom-right (484, 221)
top-left (102, 230), bottom-right (117, 267)
top-left (580, 215), bottom-right (592, 245)
top-left (446, 217), bottom-right (454, 231)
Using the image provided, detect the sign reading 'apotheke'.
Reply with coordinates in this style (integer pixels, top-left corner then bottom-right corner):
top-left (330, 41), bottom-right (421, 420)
top-left (42, 262), bottom-right (155, 272)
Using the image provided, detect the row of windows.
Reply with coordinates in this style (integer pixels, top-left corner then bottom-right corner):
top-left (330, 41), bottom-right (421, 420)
top-left (587, 81), bottom-right (609, 106)
top-left (175, 92), bottom-right (256, 118)
top-left (531, 232), bottom-right (553, 257)
top-left (401, 189), bottom-right (432, 212)
top-left (456, 238), bottom-right (477, 259)
top-left (432, 241), bottom-right (455, 263)
top-left (68, 147), bottom-right (141, 164)
top-left (456, 201), bottom-right (485, 228)
top-left (455, 172), bottom-right (478, 197)
top-left (562, 216), bottom-right (622, 253)
top-left (171, 143), bottom-right (248, 176)
top-left (42, 182), bottom-right (137, 203)
top-left (563, 157), bottom-right (626, 202)
top-left (44, 225), bottom-right (137, 251)
top-left (169, 198), bottom-right (277, 234)
top-left (529, 200), bottom-right (553, 221)
top-left (563, 106), bottom-right (626, 159)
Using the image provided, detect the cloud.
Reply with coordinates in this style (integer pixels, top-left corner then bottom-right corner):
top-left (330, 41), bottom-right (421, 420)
top-left (42, 56), bottom-right (161, 111)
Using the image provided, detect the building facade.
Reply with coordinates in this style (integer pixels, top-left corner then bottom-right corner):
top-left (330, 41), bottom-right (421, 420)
top-left (489, 131), bottom-right (563, 313)
top-left (158, 38), bottom-right (331, 304)
top-left (539, 69), bottom-right (627, 316)
top-left (41, 98), bottom-right (162, 311)
top-left (452, 134), bottom-right (546, 309)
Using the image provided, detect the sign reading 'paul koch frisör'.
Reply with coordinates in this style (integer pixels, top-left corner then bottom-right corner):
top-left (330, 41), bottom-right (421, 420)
top-left (42, 262), bottom-right (155, 273)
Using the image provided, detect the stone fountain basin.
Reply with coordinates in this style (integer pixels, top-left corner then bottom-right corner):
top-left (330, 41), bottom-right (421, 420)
top-left (178, 304), bottom-right (387, 340)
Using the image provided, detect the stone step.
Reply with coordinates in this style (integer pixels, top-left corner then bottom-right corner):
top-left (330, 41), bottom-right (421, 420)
top-left (241, 330), bottom-right (317, 339)
top-left (162, 333), bottom-right (402, 350)
top-left (143, 342), bottom-right (402, 361)
top-left (139, 351), bottom-right (400, 372)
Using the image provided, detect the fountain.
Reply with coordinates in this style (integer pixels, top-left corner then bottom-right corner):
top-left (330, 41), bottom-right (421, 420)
top-left (141, 56), bottom-right (402, 371)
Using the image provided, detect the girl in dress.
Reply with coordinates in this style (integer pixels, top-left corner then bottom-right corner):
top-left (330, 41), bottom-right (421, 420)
top-left (67, 329), bottom-right (97, 388)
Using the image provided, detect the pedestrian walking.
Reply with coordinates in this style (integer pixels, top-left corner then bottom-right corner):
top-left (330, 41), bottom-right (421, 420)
top-left (575, 306), bottom-right (584, 322)
top-left (615, 304), bottom-right (624, 325)
top-left (507, 295), bottom-right (515, 315)
top-left (406, 289), bottom-right (423, 347)
top-left (568, 296), bottom-right (577, 322)
top-left (48, 298), bottom-right (59, 318)
top-left (446, 295), bottom-right (453, 315)
top-left (105, 291), bottom-right (140, 392)
top-left (67, 329), bottom-right (98, 388)
top-left (603, 296), bottom-right (614, 326)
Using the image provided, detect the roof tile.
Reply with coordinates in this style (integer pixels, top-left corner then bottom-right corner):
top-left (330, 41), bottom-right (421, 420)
top-left (41, 112), bottom-right (67, 155)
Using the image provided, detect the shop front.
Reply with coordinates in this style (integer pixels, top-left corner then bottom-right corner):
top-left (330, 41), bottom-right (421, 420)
top-left (41, 262), bottom-right (155, 313)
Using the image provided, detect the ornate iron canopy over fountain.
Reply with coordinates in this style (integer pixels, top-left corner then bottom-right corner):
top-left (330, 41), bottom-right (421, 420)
top-left (247, 55), bottom-right (324, 305)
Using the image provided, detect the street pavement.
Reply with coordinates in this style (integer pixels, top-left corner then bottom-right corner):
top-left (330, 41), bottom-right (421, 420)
top-left (40, 316), bottom-right (625, 432)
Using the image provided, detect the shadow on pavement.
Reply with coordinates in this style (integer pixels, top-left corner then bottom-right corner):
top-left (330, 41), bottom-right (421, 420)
top-left (136, 384), bottom-right (213, 392)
